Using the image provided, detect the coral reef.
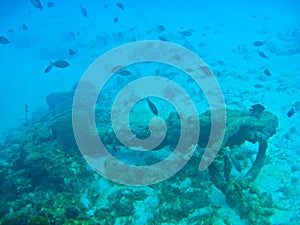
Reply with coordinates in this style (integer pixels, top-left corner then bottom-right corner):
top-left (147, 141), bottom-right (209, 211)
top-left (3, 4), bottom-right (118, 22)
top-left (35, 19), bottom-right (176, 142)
top-left (0, 103), bottom-right (279, 224)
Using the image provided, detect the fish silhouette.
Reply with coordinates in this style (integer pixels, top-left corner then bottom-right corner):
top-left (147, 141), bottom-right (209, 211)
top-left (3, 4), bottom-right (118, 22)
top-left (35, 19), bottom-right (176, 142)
top-left (252, 41), bottom-right (265, 47)
top-left (158, 35), bottom-right (168, 41)
top-left (80, 5), bottom-right (88, 17)
top-left (0, 36), bottom-right (9, 44)
top-left (179, 30), bottom-right (192, 36)
top-left (118, 69), bottom-right (131, 76)
top-left (44, 60), bottom-right (69, 73)
top-left (287, 108), bottom-right (295, 118)
top-left (22, 24), bottom-right (28, 31)
top-left (68, 48), bottom-right (78, 56)
top-left (258, 51), bottom-right (268, 59)
top-left (264, 69), bottom-right (271, 76)
top-left (44, 65), bottom-right (53, 73)
top-left (146, 97), bottom-right (158, 116)
top-left (157, 25), bottom-right (166, 32)
top-left (30, 0), bottom-right (43, 10)
top-left (49, 60), bottom-right (70, 68)
top-left (117, 2), bottom-right (125, 10)
top-left (249, 104), bottom-right (265, 118)
top-left (47, 1), bottom-right (54, 8)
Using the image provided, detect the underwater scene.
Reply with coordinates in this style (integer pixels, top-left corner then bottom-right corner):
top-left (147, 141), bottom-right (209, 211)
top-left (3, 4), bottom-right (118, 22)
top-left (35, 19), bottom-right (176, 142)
top-left (0, 0), bottom-right (300, 224)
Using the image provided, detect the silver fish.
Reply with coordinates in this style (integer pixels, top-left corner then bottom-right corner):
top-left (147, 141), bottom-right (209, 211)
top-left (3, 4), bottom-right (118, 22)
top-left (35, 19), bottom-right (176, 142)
top-left (226, 148), bottom-right (242, 172)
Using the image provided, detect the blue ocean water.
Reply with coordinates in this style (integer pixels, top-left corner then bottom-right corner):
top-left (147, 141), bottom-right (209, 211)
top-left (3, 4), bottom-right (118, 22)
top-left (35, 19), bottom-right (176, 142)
top-left (0, 0), bottom-right (300, 224)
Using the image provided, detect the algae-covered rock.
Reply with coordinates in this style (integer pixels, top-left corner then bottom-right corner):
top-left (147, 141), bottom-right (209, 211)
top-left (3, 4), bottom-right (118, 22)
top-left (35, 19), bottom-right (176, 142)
top-left (206, 109), bottom-right (278, 225)
top-left (34, 123), bottom-right (53, 142)
top-left (29, 216), bottom-right (49, 225)
top-left (224, 109), bottom-right (278, 146)
top-left (1, 210), bottom-right (30, 225)
top-left (0, 98), bottom-right (280, 225)
top-left (64, 206), bottom-right (80, 219)
top-left (63, 220), bottom-right (99, 225)
top-left (48, 112), bottom-right (78, 154)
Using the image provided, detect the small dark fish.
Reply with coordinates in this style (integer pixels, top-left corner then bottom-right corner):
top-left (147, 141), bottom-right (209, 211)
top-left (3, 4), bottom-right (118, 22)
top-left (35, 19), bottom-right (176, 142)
top-left (158, 35), bottom-right (168, 41)
top-left (111, 65), bottom-right (123, 73)
top-left (264, 69), bottom-right (271, 76)
top-left (50, 60), bottom-right (70, 68)
top-left (102, 37), bottom-right (107, 45)
top-left (252, 41), bottom-right (265, 47)
top-left (216, 60), bottom-right (225, 66)
top-left (287, 108), bottom-right (295, 118)
top-left (68, 48), bottom-right (78, 56)
top-left (80, 5), bottom-right (88, 17)
top-left (200, 65), bottom-right (212, 76)
top-left (147, 97), bottom-right (158, 116)
top-left (44, 65), bottom-right (53, 73)
top-left (118, 69), bottom-right (131, 76)
top-left (7, 29), bottom-right (14, 33)
top-left (157, 25), bottom-right (166, 32)
top-left (114, 17), bottom-right (119, 23)
top-left (30, 0), bottom-right (43, 10)
top-left (258, 51), bottom-right (268, 59)
top-left (249, 104), bottom-right (265, 117)
top-left (254, 84), bottom-right (264, 88)
top-left (179, 30), bottom-right (192, 36)
top-left (47, 1), bottom-right (54, 7)
top-left (290, 28), bottom-right (299, 37)
top-left (0, 36), bottom-right (10, 44)
top-left (116, 2), bottom-right (125, 10)
top-left (22, 24), bottom-right (28, 31)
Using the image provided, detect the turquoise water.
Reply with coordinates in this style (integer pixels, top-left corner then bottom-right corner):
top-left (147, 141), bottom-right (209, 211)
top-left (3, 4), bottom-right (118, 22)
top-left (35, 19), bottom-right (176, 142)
top-left (0, 0), bottom-right (300, 224)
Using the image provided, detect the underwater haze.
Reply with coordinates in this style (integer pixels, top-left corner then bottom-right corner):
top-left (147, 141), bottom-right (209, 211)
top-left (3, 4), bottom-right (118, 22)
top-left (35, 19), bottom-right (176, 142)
top-left (0, 0), bottom-right (300, 224)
